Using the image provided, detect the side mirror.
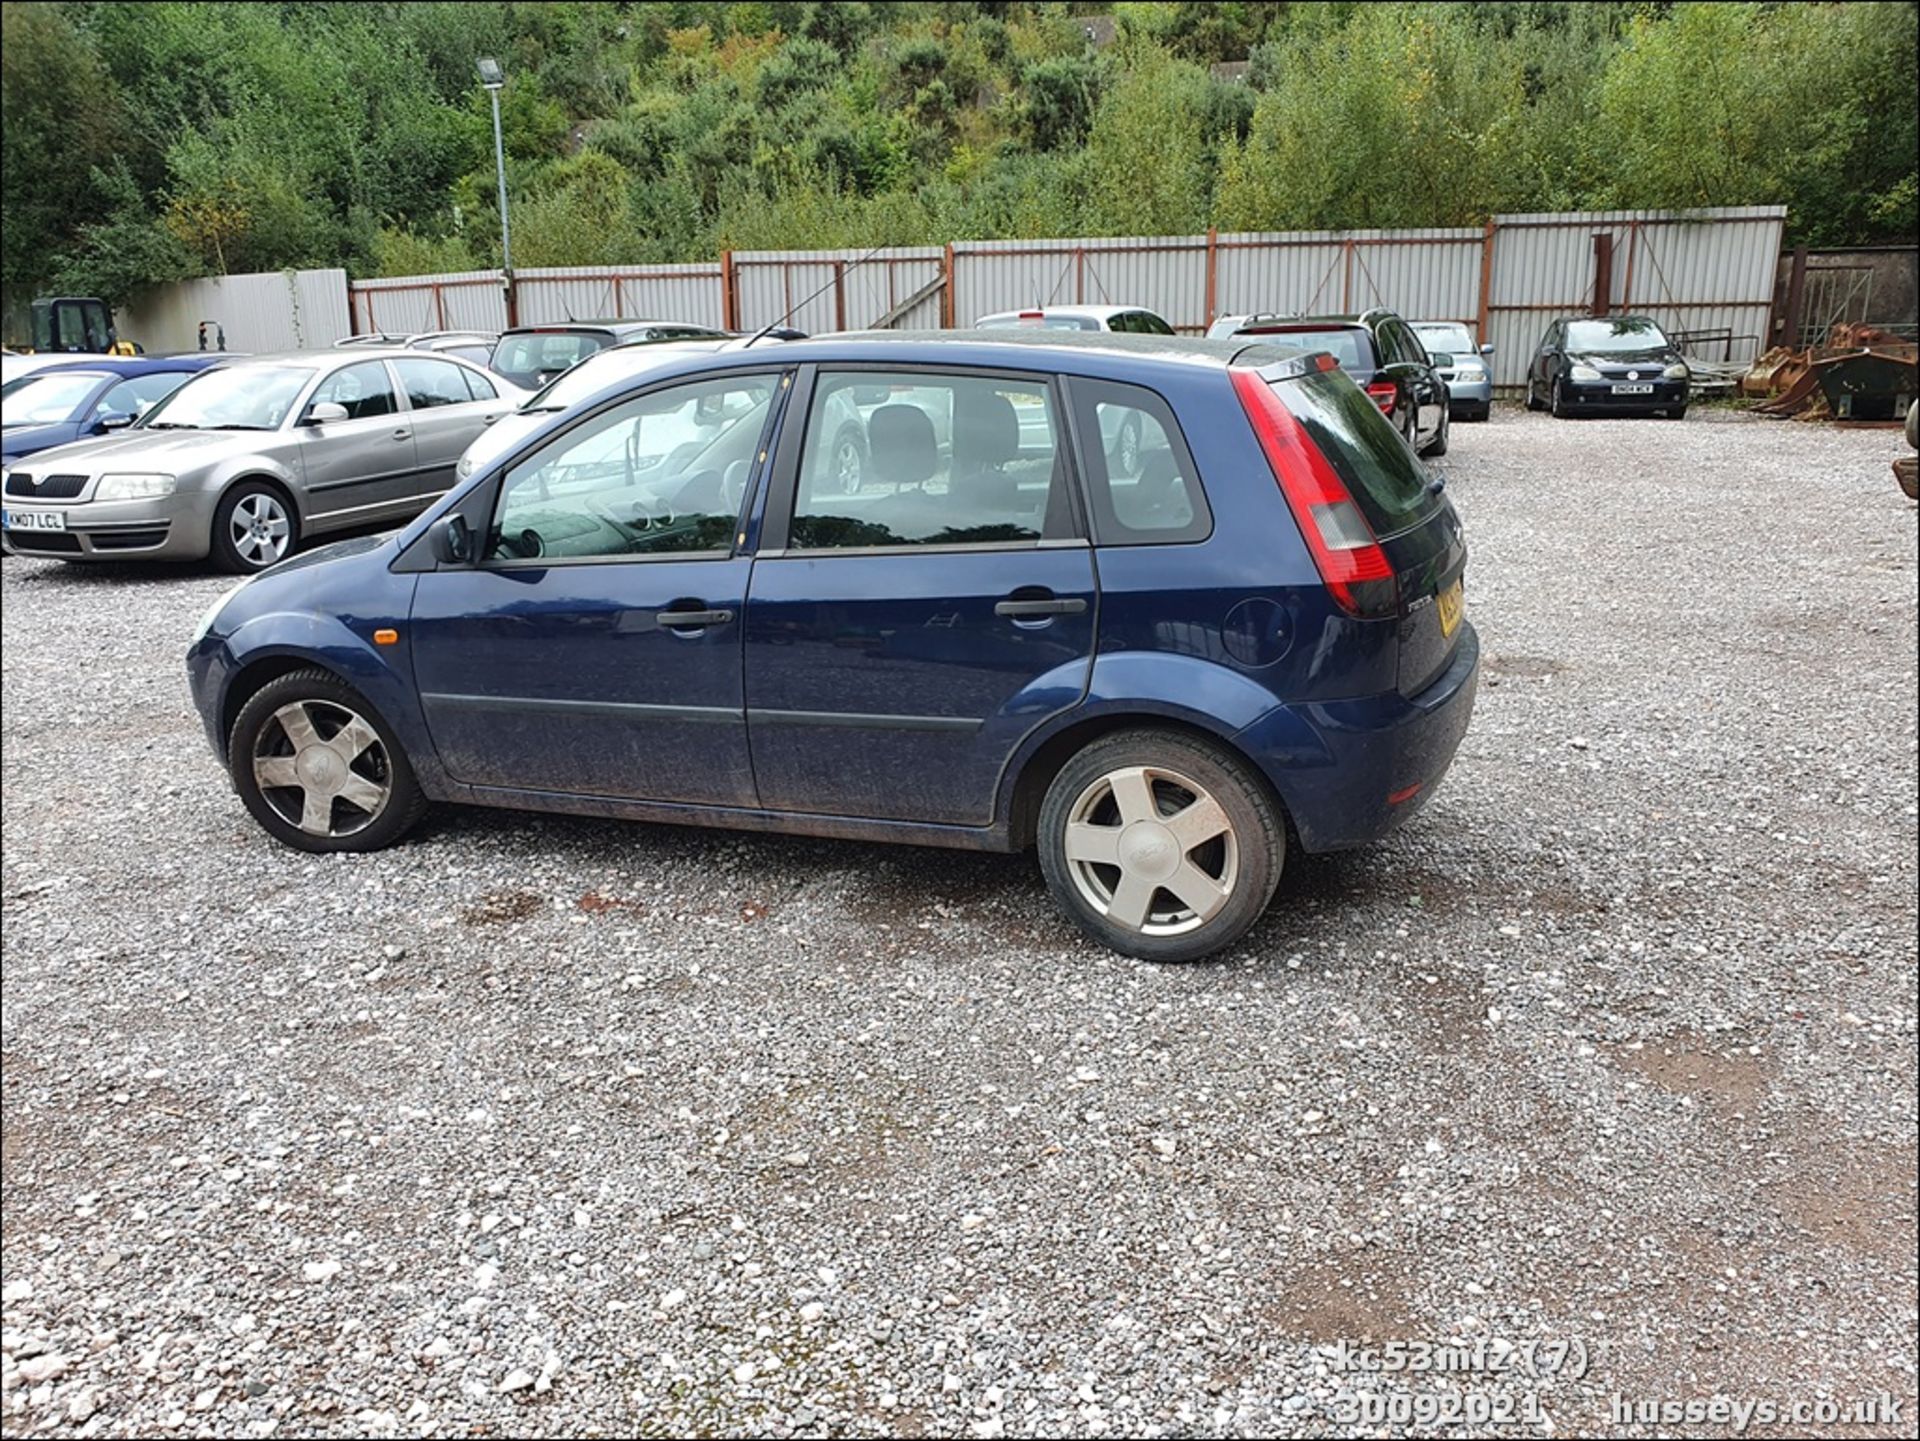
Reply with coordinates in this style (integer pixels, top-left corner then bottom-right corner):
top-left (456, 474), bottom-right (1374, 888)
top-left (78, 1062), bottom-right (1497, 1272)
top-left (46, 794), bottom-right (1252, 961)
top-left (1479, 342), bottom-right (1495, 355)
top-left (430, 512), bottom-right (474, 565)
top-left (1427, 353), bottom-right (1455, 369)
top-left (304, 401), bottom-right (350, 426)
top-left (95, 412), bottom-right (135, 433)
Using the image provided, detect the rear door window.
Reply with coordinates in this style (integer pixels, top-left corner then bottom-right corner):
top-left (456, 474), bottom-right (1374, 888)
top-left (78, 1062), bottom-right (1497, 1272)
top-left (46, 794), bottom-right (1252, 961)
top-left (790, 371), bottom-right (1076, 549)
top-left (1066, 378), bottom-right (1210, 544)
top-left (394, 357), bottom-right (476, 410)
top-left (1277, 370), bottom-right (1438, 537)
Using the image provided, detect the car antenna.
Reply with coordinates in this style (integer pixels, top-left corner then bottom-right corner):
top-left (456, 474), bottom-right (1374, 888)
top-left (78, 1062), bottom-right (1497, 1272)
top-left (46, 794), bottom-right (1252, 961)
top-left (741, 240), bottom-right (889, 347)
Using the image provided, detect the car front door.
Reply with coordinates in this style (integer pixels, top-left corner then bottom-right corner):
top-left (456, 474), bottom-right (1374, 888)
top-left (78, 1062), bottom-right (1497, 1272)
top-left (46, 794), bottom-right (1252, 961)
top-left (744, 365), bottom-right (1096, 828)
top-left (295, 359), bottom-right (422, 530)
top-left (407, 368), bottom-right (787, 804)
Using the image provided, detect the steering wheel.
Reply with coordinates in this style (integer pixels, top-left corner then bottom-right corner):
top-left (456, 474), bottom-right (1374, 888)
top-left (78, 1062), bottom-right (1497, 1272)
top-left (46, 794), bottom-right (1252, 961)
top-left (721, 460), bottom-right (751, 515)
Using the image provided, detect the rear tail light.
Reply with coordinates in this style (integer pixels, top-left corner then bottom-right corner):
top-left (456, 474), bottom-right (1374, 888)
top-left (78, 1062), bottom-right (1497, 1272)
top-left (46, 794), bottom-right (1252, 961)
top-left (1364, 380), bottom-right (1398, 415)
top-left (1230, 368), bottom-right (1399, 619)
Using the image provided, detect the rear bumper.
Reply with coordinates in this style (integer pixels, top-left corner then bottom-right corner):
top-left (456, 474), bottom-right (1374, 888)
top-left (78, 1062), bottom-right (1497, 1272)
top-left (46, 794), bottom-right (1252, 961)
top-left (1234, 621), bottom-right (1480, 852)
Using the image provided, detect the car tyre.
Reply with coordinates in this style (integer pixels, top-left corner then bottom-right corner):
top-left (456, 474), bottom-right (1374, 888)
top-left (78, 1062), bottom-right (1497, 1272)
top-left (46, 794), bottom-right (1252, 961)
top-left (829, 424), bottom-right (867, 495)
top-left (229, 668), bottom-right (426, 854)
top-left (1550, 379), bottom-right (1568, 419)
top-left (1037, 729), bottom-right (1284, 963)
top-left (213, 481), bottom-right (299, 573)
top-left (1524, 381), bottom-right (1545, 413)
top-left (1422, 405), bottom-right (1450, 457)
top-left (1116, 414), bottom-right (1143, 478)
top-left (1663, 406), bottom-right (1688, 420)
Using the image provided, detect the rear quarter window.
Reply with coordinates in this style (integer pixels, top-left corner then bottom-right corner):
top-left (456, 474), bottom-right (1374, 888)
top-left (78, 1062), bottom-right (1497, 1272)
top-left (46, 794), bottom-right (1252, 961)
top-left (1278, 370), bottom-right (1438, 537)
top-left (1067, 378), bottom-right (1211, 545)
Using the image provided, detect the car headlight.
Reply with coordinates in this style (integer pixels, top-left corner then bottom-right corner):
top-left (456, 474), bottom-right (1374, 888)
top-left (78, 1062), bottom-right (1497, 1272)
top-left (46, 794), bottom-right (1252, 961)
top-left (1568, 364), bottom-right (1602, 382)
top-left (1662, 362), bottom-right (1689, 380)
top-left (189, 578), bottom-right (251, 646)
top-left (96, 472), bottom-right (177, 500)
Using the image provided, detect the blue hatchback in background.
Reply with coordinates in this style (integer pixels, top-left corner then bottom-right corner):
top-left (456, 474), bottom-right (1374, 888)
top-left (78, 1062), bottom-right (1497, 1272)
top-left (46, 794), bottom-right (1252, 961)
top-left (1, 355), bottom-right (227, 470)
top-left (185, 331), bottom-right (1478, 962)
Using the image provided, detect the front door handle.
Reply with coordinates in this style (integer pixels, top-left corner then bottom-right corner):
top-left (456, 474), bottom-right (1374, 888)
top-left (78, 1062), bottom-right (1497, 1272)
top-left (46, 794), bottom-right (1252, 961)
top-left (995, 597), bottom-right (1087, 618)
top-left (657, 608), bottom-right (734, 629)
top-left (393, 427), bottom-right (412, 441)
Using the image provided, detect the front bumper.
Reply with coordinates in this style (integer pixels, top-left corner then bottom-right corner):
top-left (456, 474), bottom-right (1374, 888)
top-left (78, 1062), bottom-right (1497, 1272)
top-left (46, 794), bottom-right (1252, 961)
top-left (1439, 371), bottom-right (1493, 412)
top-left (1558, 379), bottom-right (1688, 413)
top-left (1234, 621), bottom-right (1480, 852)
top-left (0, 491), bottom-right (218, 562)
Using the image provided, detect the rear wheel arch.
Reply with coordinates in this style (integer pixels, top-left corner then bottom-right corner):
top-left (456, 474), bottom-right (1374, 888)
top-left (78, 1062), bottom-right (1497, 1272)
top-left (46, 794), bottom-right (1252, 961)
top-left (1004, 710), bottom-right (1294, 852)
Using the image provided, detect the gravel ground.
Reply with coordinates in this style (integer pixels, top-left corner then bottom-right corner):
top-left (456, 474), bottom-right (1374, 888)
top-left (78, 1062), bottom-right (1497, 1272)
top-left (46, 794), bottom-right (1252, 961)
top-left (3, 407), bottom-right (1915, 1439)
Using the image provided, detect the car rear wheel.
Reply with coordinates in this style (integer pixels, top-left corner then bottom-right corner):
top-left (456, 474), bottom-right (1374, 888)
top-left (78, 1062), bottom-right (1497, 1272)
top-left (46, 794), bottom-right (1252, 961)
top-left (1525, 381), bottom-right (1545, 413)
top-left (1037, 730), bottom-right (1284, 962)
top-left (229, 668), bottom-right (426, 853)
top-left (1422, 405), bottom-right (1450, 457)
top-left (213, 482), bottom-right (299, 573)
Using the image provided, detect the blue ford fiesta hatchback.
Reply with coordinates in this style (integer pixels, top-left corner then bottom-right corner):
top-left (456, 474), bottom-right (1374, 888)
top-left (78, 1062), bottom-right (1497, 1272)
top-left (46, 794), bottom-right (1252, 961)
top-left (186, 332), bottom-right (1478, 961)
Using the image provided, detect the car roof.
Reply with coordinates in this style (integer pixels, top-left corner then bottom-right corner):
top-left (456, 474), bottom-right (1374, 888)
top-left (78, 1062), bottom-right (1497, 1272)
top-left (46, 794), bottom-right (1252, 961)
top-left (231, 346), bottom-right (485, 367)
top-left (12, 354), bottom-right (226, 378)
top-left (976, 304), bottom-right (1157, 321)
top-left (499, 320), bottom-right (726, 337)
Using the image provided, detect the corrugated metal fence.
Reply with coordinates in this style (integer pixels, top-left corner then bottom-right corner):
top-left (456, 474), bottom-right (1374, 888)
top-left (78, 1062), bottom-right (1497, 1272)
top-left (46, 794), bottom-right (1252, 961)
top-left (113, 269), bottom-right (351, 354)
top-left (119, 208), bottom-right (1782, 392)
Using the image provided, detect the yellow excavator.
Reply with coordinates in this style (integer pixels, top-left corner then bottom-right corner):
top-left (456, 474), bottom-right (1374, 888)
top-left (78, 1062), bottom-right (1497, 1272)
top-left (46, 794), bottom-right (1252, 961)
top-left (18, 297), bottom-right (141, 356)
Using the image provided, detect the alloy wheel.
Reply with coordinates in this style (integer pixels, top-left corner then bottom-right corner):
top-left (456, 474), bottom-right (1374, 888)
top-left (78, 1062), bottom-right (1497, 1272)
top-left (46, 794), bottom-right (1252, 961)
top-left (251, 699), bottom-right (392, 837)
top-left (1061, 764), bottom-right (1239, 936)
top-left (230, 491), bottom-right (291, 568)
top-left (833, 435), bottom-right (864, 494)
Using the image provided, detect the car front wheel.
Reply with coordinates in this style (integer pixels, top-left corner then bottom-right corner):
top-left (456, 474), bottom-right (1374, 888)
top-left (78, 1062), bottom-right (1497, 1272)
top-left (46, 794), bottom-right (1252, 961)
top-left (229, 668), bottom-right (426, 853)
top-left (214, 482), bottom-right (299, 573)
top-left (1037, 729), bottom-right (1284, 962)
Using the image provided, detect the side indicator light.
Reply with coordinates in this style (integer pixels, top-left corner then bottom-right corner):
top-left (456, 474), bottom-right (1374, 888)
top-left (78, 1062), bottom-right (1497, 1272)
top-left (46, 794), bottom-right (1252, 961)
top-left (373, 628), bottom-right (399, 646)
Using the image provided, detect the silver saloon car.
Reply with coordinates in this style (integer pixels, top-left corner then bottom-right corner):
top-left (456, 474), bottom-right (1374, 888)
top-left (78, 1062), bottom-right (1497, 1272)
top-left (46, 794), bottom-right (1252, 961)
top-left (0, 349), bottom-right (523, 571)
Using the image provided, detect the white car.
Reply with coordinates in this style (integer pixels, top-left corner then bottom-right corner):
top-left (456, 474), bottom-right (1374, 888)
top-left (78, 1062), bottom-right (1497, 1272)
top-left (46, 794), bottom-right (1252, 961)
top-left (975, 305), bottom-right (1176, 335)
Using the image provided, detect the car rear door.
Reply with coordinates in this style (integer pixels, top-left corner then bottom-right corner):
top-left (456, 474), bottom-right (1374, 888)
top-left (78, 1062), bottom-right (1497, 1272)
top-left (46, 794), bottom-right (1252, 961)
top-left (744, 364), bottom-right (1095, 827)
top-left (392, 356), bottom-right (506, 494)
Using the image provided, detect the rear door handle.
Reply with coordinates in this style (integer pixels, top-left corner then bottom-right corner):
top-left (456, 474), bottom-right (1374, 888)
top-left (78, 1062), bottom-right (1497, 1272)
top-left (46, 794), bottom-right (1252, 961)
top-left (657, 608), bottom-right (734, 628)
top-left (995, 597), bottom-right (1087, 617)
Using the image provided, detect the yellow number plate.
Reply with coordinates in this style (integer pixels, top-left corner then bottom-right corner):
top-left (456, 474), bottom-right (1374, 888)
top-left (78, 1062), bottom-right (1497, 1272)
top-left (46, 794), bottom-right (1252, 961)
top-left (1436, 579), bottom-right (1464, 638)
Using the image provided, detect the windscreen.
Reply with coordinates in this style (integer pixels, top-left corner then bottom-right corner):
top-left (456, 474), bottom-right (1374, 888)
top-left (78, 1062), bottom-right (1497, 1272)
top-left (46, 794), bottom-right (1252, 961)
top-left (1412, 323), bottom-right (1474, 357)
top-left (491, 332), bottom-right (608, 386)
top-left (1, 372), bottom-right (103, 427)
top-left (521, 341), bottom-right (719, 412)
top-left (139, 366), bottom-right (313, 431)
top-left (1564, 317), bottom-right (1670, 353)
top-left (1253, 328), bottom-right (1375, 372)
top-left (1277, 369), bottom-right (1439, 537)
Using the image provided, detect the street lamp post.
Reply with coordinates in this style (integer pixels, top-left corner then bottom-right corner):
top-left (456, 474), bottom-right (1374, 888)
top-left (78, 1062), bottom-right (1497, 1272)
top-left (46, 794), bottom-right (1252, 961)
top-left (476, 57), bottom-right (515, 325)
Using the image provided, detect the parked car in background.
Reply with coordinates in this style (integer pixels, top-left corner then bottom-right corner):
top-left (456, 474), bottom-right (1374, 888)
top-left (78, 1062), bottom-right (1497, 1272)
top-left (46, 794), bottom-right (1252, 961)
top-left (1209, 310), bottom-right (1451, 455)
top-left (488, 321), bottom-right (732, 391)
top-left (337, 331), bottom-right (499, 366)
top-left (455, 333), bottom-right (781, 483)
top-left (2, 355), bottom-right (226, 468)
top-left (185, 329), bottom-right (1477, 963)
top-left (0, 353), bottom-right (79, 385)
top-left (1410, 321), bottom-right (1494, 421)
top-left (1, 349), bottom-right (521, 571)
top-left (976, 305), bottom-right (1176, 335)
top-left (1525, 315), bottom-right (1690, 418)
